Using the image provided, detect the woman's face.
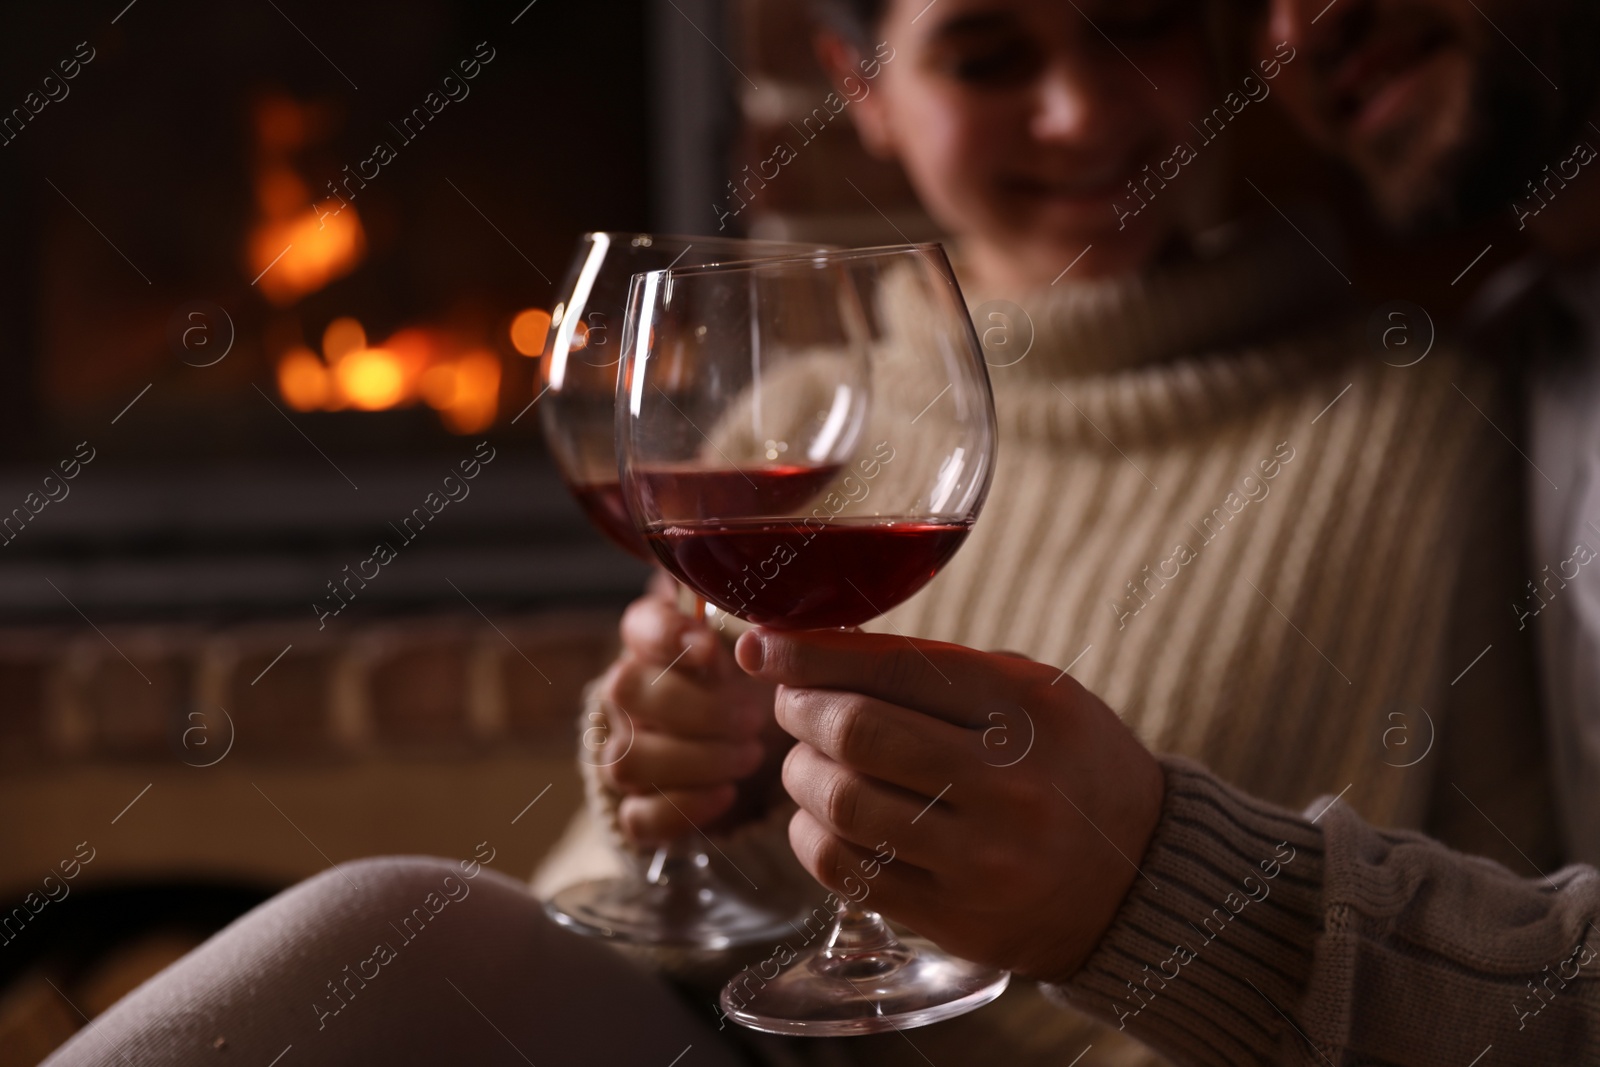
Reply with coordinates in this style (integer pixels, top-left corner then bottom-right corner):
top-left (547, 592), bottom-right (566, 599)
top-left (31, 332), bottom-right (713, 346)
top-left (843, 0), bottom-right (1222, 287)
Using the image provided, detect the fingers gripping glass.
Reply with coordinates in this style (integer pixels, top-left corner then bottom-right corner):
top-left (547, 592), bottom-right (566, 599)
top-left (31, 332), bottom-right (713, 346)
top-left (617, 244), bottom-right (1008, 1034)
top-left (539, 233), bottom-right (822, 949)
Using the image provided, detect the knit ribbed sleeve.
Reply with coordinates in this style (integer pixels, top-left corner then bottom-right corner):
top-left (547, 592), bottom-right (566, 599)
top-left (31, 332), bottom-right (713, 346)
top-left (1047, 756), bottom-right (1600, 1066)
top-left (1045, 756), bottom-right (1328, 1065)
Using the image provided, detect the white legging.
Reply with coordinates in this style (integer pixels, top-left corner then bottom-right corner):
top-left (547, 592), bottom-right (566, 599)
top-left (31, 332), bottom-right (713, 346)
top-left (39, 857), bottom-right (753, 1067)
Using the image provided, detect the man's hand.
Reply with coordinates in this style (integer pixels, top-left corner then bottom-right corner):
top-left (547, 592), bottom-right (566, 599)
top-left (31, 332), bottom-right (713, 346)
top-left (595, 580), bottom-right (787, 846)
top-left (735, 626), bottom-right (1165, 983)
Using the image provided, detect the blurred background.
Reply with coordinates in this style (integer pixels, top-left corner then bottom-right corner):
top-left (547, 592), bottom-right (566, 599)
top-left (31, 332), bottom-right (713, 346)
top-left (0, 0), bottom-right (1514, 1060)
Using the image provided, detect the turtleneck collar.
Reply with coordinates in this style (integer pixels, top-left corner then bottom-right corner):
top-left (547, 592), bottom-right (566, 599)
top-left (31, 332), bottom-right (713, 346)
top-left (954, 214), bottom-right (1353, 382)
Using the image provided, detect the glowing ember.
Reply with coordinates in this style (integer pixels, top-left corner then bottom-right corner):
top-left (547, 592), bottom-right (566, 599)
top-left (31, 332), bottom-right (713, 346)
top-left (253, 94), bottom-right (512, 433)
top-left (322, 317), bottom-right (366, 362)
top-left (273, 316), bottom-right (506, 433)
top-left (246, 95), bottom-right (367, 307)
top-left (277, 347), bottom-right (331, 412)
top-left (510, 308), bottom-right (552, 357)
top-left (334, 348), bottom-right (407, 411)
top-left (427, 350), bottom-right (501, 433)
top-left (249, 207), bottom-right (366, 307)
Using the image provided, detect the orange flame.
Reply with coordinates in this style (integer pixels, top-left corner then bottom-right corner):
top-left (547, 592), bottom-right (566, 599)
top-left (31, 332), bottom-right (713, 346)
top-left (277, 347), bottom-right (330, 411)
top-left (274, 318), bottom-right (509, 433)
top-left (247, 95), bottom-right (366, 306)
top-left (510, 308), bottom-right (552, 356)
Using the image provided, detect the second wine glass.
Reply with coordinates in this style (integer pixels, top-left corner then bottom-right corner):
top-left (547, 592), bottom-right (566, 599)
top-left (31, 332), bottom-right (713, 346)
top-left (539, 232), bottom-right (823, 948)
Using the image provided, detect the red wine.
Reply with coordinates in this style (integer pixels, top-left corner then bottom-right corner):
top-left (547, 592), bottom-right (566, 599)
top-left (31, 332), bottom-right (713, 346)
top-left (644, 516), bottom-right (971, 629)
top-left (628, 463), bottom-right (845, 523)
top-left (569, 463), bottom-right (845, 563)
top-left (568, 480), bottom-right (650, 560)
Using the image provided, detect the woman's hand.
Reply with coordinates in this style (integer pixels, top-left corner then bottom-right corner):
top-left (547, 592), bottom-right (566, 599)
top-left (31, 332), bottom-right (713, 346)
top-left (735, 626), bottom-right (1165, 983)
top-left (594, 579), bottom-right (787, 847)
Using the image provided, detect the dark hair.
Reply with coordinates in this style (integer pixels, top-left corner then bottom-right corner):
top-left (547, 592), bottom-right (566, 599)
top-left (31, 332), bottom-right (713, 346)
top-left (812, 0), bottom-right (887, 46)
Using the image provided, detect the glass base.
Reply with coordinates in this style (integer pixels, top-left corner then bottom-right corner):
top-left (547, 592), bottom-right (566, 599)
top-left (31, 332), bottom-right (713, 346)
top-left (544, 849), bottom-right (801, 949)
top-left (719, 930), bottom-right (1010, 1036)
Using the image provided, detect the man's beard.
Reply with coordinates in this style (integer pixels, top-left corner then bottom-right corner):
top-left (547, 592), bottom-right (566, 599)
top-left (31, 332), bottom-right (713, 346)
top-left (1365, 1), bottom-right (1600, 234)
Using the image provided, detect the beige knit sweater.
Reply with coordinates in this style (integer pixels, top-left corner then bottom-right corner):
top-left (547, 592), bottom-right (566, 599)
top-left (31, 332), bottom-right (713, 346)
top-left (531, 221), bottom-right (1558, 1066)
top-left (1051, 755), bottom-right (1599, 1066)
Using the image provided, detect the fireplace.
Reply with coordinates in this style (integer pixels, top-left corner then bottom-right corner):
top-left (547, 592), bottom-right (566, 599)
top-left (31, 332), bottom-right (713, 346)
top-left (0, 0), bottom-right (746, 624)
top-left (0, 3), bottom-right (931, 1053)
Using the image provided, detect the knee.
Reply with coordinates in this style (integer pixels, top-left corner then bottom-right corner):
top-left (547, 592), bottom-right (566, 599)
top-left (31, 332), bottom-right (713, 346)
top-left (279, 856), bottom-right (506, 931)
top-left (323, 854), bottom-right (465, 892)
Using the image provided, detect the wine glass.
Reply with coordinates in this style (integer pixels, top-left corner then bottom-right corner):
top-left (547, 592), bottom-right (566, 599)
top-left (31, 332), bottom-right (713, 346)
top-left (538, 232), bottom-right (824, 949)
top-left (616, 244), bottom-right (1007, 1034)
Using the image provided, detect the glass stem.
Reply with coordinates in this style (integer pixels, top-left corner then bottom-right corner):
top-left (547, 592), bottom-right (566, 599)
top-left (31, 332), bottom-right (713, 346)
top-left (812, 898), bottom-right (914, 979)
top-left (642, 837), bottom-right (711, 887)
top-left (638, 580), bottom-right (714, 889)
top-left (799, 625), bottom-right (912, 976)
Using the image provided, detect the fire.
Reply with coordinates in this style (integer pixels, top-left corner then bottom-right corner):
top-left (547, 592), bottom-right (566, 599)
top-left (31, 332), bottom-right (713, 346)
top-left (254, 93), bottom-right (552, 434)
top-left (249, 204), bottom-right (366, 307)
top-left (247, 96), bottom-right (366, 307)
top-left (322, 317), bottom-right (367, 362)
top-left (334, 348), bottom-right (407, 410)
top-left (277, 347), bottom-right (331, 411)
top-left (419, 350), bottom-right (500, 433)
top-left (275, 317), bottom-right (510, 433)
top-left (510, 308), bottom-right (552, 356)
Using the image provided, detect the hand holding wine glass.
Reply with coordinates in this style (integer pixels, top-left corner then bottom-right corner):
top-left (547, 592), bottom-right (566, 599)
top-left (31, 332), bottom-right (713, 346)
top-left (618, 243), bottom-right (1007, 1034)
top-left (737, 625), bottom-right (1167, 983)
top-left (595, 577), bottom-right (790, 844)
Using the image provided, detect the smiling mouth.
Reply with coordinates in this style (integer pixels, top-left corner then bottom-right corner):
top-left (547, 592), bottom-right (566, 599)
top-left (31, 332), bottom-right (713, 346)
top-left (1327, 18), bottom-right (1454, 134)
